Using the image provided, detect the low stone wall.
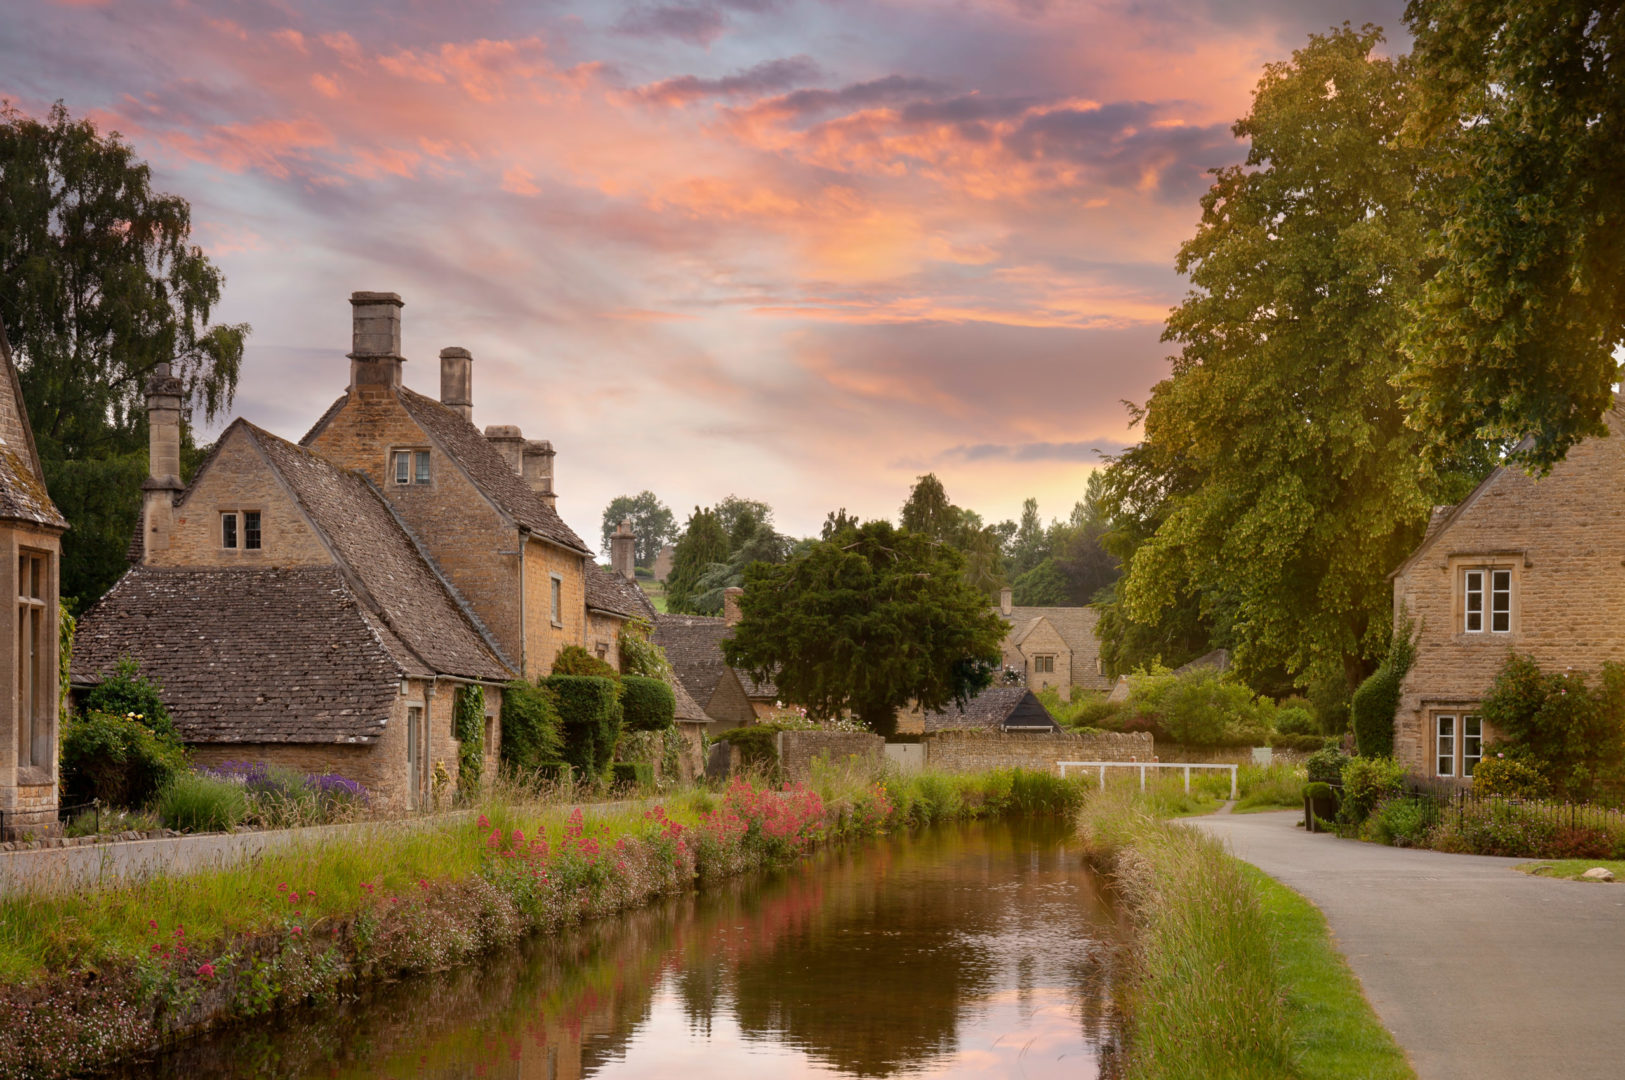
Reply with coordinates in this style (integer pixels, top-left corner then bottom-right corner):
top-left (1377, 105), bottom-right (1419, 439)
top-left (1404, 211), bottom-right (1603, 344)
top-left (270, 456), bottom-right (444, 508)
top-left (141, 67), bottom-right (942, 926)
top-left (778, 730), bottom-right (885, 783)
top-left (921, 730), bottom-right (1154, 775)
top-left (1154, 742), bottom-right (1317, 766)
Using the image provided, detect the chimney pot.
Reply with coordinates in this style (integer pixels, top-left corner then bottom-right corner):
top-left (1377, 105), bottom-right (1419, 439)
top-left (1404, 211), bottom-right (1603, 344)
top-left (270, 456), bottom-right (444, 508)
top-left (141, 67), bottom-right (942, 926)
top-left (142, 361), bottom-right (185, 561)
top-left (999, 587), bottom-right (1013, 616)
top-left (483, 425), bottom-right (527, 475)
top-left (348, 291), bottom-right (405, 392)
top-left (523, 439), bottom-right (557, 509)
top-left (610, 517), bottom-right (636, 580)
top-left (439, 346), bottom-right (473, 422)
top-left (723, 586), bottom-right (745, 627)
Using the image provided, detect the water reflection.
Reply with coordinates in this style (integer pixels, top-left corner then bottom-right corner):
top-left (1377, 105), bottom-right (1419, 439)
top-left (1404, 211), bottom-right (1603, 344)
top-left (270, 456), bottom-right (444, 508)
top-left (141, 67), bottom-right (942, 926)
top-left (117, 819), bottom-right (1124, 1079)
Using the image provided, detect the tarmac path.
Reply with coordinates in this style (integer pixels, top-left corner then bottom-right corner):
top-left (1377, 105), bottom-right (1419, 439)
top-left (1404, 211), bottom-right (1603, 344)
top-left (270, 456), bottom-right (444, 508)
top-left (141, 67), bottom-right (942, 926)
top-left (1191, 811), bottom-right (1625, 1080)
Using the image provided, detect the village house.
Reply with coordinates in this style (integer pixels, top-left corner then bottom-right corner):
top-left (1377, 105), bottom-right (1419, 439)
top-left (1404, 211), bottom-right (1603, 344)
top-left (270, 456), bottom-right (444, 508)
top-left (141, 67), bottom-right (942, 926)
top-left (72, 291), bottom-right (655, 808)
top-left (996, 588), bottom-right (1111, 702)
top-left (0, 322), bottom-right (68, 839)
top-left (1389, 399), bottom-right (1625, 780)
top-left (896, 686), bottom-right (1060, 734)
top-left (655, 587), bottom-right (778, 732)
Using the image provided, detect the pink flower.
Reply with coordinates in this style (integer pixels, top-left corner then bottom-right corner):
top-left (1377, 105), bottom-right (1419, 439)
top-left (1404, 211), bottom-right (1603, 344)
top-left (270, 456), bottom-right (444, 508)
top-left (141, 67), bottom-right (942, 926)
top-left (291, 926), bottom-right (303, 936)
top-left (478, 814), bottom-right (491, 828)
top-left (305, 890), bottom-right (316, 900)
top-left (418, 878), bottom-right (429, 890)
top-left (196, 963), bottom-right (215, 979)
top-left (147, 919), bottom-right (158, 932)
top-left (276, 882), bottom-right (288, 893)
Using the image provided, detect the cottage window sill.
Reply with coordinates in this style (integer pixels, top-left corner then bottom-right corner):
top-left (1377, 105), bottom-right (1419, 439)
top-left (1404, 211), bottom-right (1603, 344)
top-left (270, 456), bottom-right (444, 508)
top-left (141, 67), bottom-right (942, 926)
top-left (551, 620), bottom-right (564, 629)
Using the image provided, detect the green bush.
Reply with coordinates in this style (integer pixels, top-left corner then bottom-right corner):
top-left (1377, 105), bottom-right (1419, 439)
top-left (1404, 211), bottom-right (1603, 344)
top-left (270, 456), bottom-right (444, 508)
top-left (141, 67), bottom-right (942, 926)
top-left (610, 761), bottom-right (654, 790)
top-left (1269, 732), bottom-right (1333, 753)
top-left (1364, 796), bottom-right (1438, 847)
top-left (550, 644), bottom-right (621, 681)
top-left (621, 675), bottom-right (676, 732)
top-left (1338, 756), bottom-right (1406, 825)
top-left (543, 674), bottom-right (624, 777)
top-left (1479, 654), bottom-right (1625, 802)
top-left (1303, 781), bottom-right (1335, 800)
top-left (156, 771), bottom-right (247, 832)
top-left (453, 684), bottom-right (486, 799)
top-left (1306, 669), bottom-right (1351, 735)
top-left (1035, 688), bottom-right (1125, 730)
top-left (59, 709), bottom-right (187, 809)
top-left (718, 725), bottom-right (781, 774)
top-left (1275, 705), bottom-right (1316, 736)
top-left (499, 680), bottom-right (564, 773)
top-left (618, 618), bottom-right (674, 680)
top-left (81, 656), bottom-right (177, 739)
top-left (1350, 624), bottom-right (1415, 758)
top-left (1471, 755), bottom-right (1550, 800)
top-left (1125, 666), bottom-right (1272, 746)
top-left (1303, 746), bottom-right (1350, 786)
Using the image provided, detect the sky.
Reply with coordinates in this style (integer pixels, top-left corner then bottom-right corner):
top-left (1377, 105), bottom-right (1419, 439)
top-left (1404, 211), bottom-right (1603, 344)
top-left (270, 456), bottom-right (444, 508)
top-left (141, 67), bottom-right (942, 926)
top-left (2, 0), bottom-right (1406, 551)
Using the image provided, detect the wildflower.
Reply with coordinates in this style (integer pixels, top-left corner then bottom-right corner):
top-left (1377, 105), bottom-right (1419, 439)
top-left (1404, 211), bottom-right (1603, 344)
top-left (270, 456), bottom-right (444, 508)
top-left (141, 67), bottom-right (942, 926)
top-left (277, 882), bottom-right (288, 893)
top-left (419, 878), bottom-right (429, 890)
top-left (478, 814), bottom-right (491, 828)
top-left (306, 890), bottom-right (316, 900)
top-left (291, 926), bottom-right (303, 936)
top-left (196, 963), bottom-right (215, 979)
top-left (147, 919), bottom-right (158, 932)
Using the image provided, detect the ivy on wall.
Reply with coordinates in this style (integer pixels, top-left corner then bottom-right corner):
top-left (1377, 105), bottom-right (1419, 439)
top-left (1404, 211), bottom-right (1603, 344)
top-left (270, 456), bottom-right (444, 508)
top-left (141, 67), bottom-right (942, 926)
top-left (454, 684), bottom-right (485, 800)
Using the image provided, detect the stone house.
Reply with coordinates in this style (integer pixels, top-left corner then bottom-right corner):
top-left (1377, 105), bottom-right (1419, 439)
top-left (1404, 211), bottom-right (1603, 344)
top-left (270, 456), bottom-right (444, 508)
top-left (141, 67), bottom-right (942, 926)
top-left (0, 321), bottom-right (68, 839)
top-left (896, 687), bottom-right (1060, 734)
top-left (996, 588), bottom-right (1111, 701)
top-left (1390, 400), bottom-right (1625, 780)
top-left (73, 291), bottom-right (658, 807)
top-left (655, 589), bottom-right (777, 732)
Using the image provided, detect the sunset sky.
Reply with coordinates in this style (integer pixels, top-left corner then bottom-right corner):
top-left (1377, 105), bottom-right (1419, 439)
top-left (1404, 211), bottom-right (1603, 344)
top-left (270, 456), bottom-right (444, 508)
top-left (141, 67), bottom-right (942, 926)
top-left (3, 0), bottom-right (1405, 549)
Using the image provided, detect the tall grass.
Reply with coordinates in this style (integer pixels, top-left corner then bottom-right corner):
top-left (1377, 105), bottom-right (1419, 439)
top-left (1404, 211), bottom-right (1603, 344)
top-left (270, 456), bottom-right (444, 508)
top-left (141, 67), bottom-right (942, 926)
top-left (155, 772), bottom-right (247, 832)
top-left (1235, 763), bottom-right (1307, 813)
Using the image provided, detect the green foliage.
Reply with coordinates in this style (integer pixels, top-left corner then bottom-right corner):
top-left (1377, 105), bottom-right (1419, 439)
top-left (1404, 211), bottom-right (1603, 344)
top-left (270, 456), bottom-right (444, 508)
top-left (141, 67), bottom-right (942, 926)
top-left (1275, 705), bottom-right (1316, 736)
top-left (618, 617), bottom-right (673, 680)
top-left (542, 675), bottom-right (623, 778)
top-left (620, 675), bottom-right (675, 732)
top-left (1402, 0), bottom-right (1625, 471)
top-left (900, 474), bottom-right (1006, 598)
top-left (1002, 482), bottom-right (1120, 606)
top-left (1303, 781), bottom-right (1335, 800)
top-left (717, 726), bottom-right (781, 773)
top-left (57, 602), bottom-right (74, 712)
top-left (1305, 671), bottom-right (1352, 735)
top-left (1269, 732), bottom-right (1334, 753)
top-left (1234, 763), bottom-right (1307, 812)
top-left (609, 761), bottom-right (654, 790)
top-left (820, 508), bottom-right (860, 540)
top-left (452, 685), bottom-right (486, 798)
top-left (1351, 625), bottom-right (1416, 758)
top-left (1479, 654), bottom-right (1625, 801)
top-left (499, 681), bottom-right (564, 774)
top-left (1304, 747), bottom-right (1351, 786)
top-left (599, 491), bottom-right (676, 566)
top-left (156, 771), bottom-right (246, 832)
top-left (1035, 687), bottom-right (1124, 731)
top-left (550, 644), bottom-right (620, 681)
top-left (664, 506), bottom-right (730, 614)
top-left (722, 520), bottom-right (1007, 736)
top-left (1338, 756), bottom-right (1406, 825)
top-left (1365, 796), bottom-right (1438, 848)
top-left (1125, 666), bottom-right (1273, 746)
top-left (59, 709), bottom-right (186, 809)
top-left (1096, 27), bottom-right (1496, 693)
top-left (1010, 557), bottom-right (1070, 606)
top-left (0, 102), bottom-right (248, 608)
top-left (1471, 755), bottom-right (1550, 801)
top-left (82, 656), bottom-right (175, 739)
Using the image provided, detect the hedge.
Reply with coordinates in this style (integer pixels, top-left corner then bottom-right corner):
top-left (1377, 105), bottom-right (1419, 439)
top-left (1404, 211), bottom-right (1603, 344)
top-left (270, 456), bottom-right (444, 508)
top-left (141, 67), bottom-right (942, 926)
top-left (621, 676), bottom-right (675, 731)
top-left (542, 674), bottom-right (623, 777)
top-left (499, 681), bottom-right (564, 773)
top-left (1351, 625), bottom-right (1415, 758)
top-left (610, 761), bottom-right (655, 790)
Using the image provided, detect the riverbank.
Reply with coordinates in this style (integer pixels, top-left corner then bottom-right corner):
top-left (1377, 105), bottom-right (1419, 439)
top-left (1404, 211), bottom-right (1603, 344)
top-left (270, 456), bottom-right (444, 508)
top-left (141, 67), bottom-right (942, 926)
top-left (1079, 790), bottom-right (1414, 1080)
top-left (0, 767), bottom-right (1083, 1079)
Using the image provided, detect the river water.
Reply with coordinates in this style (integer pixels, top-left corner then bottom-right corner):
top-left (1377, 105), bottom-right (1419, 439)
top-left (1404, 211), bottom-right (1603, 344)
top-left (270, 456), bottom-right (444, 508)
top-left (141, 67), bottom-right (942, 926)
top-left (120, 819), bottom-right (1126, 1079)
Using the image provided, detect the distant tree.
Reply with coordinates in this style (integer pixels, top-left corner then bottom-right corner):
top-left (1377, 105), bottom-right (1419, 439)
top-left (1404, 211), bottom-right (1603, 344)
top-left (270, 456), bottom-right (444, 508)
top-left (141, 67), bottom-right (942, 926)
top-left (820, 507), bottom-right (859, 540)
top-left (723, 521), bottom-right (1006, 736)
top-left (899, 474), bottom-right (958, 542)
top-left (899, 474), bottom-right (1008, 600)
top-left (1011, 558), bottom-right (1070, 606)
top-left (664, 506), bottom-right (730, 614)
top-left (1401, 0), bottom-right (1625, 472)
top-left (713, 494), bottom-right (774, 541)
top-left (0, 102), bottom-right (248, 608)
top-left (687, 516), bottom-right (794, 615)
top-left (1006, 497), bottom-right (1048, 579)
top-left (599, 490), bottom-right (676, 566)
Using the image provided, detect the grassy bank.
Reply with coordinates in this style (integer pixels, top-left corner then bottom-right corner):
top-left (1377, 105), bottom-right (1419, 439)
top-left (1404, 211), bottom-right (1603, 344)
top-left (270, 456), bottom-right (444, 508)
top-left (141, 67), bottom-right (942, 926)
top-left (1079, 791), bottom-right (1412, 1080)
top-left (1519, 858), bottom-right (1625, 881)
top-left (0, 766), bottom-right (1083, 1079)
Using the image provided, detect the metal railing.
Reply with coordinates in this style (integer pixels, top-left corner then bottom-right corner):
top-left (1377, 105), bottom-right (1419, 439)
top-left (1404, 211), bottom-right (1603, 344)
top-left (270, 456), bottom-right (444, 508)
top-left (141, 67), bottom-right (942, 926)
top-left (1058, 760), bottom-right (1239, 800)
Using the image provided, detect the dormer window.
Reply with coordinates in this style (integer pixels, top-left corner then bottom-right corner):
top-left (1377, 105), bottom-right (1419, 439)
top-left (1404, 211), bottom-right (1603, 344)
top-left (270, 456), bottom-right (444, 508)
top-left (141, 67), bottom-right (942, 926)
top-left (221, 511), bottom-right (262, 550)
top-left (393, 449), bottom-right (431, 485)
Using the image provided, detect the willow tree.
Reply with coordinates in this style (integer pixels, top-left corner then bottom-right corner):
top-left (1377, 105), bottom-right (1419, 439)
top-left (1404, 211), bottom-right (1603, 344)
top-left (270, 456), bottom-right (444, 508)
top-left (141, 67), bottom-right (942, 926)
top-left (1401, 0), bottom-right (1625, 472)
top-left (1108, 26), bottom-right (1493, 692)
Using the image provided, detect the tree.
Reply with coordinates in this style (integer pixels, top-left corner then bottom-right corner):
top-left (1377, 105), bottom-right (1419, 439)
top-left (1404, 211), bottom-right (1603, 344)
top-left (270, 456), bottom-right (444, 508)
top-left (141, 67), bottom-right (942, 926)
top-left (713, 494), bottom-right (774, 541)
top-left (899, 473), bottom-right (1008, 599)
top-left (722, 521), bottom-right (1006, 736)
top-left (820, 508), bottom-right (859, 540)
top-left (1006, 497), bottom-right (1048, 579)
top-left (899, 474), bottom-right (958, 542)
top-left (0, 102), bottom-right (247, 607)
top-left (1101, 27), bottom-right (1495, 692)
top-left (1400, 1), bottom-right (1625, 472)
top-left (664, 506), bottom-right (730, 614)
top-left (599, 490), bottom-right (676, 566)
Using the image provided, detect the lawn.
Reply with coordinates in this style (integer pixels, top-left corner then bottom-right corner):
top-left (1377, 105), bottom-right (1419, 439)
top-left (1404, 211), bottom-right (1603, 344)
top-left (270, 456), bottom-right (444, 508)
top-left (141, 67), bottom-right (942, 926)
top-left (1517, 859), bottom-right (1625, 882)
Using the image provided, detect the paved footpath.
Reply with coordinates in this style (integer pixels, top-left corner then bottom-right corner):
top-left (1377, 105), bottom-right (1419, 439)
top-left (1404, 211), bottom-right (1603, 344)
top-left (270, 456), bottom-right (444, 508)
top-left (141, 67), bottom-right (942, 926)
top-left (1191, 811), bottom-right (1625, 1080)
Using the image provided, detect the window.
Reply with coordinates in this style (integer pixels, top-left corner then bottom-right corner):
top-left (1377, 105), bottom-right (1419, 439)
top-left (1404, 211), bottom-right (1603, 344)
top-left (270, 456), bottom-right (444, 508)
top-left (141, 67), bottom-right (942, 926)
top-left (222, 511), bottom-right (261, 550)
top-left (1463, 567), bottom-right (1513, 634)
top-left (550, 574), bottom-right (563, 626)
top-left (1033, 655), bottom-right (1055, 674)
top-left (1462, 714), bottom-right (1483, 776)
top-left (1435, 712), bottom-right (1485, 778)
top-left (392, 450), bottom-right (431, 485)
top-left (1436, 714), bottom-right (1456, 777)
top-left (1490, 571), bottom-right (1511, 633)
top-left (394, 452), bottom-right (410, 485)
top-left (1463, 571), bottom-right (1483, 632)
top-left (406, 705), bottom-right (423, 808)
top-left (244, 511), bottom-right (261, 550)
top-left (17, 551), bottom-right (50, 769)
top-left (222, 512), bottom-right (238, 549)
top-left (414, 450), bottom-right (430, 484)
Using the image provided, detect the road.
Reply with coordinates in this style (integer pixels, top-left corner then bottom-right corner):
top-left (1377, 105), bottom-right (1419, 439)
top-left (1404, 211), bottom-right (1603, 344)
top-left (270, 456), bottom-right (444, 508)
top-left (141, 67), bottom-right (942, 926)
top-left (1190, 811), bottom-right (1625, 1080)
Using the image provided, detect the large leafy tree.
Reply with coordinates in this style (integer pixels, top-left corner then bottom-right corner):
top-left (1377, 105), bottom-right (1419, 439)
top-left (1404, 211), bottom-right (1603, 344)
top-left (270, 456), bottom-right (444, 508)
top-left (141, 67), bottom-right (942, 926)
top-left (899, 473), bottom-right (1007, 599)
top-left (723, 521), bottom-right (1006, 736)
top-left (664, 506), bottom-right (730, 614)
top-left (1104, 27), bottom-right (1494, 692)
top-left (1400, 1), bottom-right (1625, 471)
top-left (599, 490), bottom-right (676, 566)
top-left (0, 102), bottom-right (247, 607)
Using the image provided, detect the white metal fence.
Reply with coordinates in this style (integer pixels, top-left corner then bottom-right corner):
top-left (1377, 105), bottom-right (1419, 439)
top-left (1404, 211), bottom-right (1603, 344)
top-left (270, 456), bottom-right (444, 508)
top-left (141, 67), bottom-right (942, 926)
top-left (1058, 761), bottom-right (1239, 800)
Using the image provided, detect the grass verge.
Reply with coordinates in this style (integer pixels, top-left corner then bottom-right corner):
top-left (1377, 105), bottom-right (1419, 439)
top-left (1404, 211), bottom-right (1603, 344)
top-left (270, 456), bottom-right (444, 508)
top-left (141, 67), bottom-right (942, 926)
top-left (1517, 859), bottom-right (1625, 881)
top-left (1079, 790), bottom-right (1413, 1080)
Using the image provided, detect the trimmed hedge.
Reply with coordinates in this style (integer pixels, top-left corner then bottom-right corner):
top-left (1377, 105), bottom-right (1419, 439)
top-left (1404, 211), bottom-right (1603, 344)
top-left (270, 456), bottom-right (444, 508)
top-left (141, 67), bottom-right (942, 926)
top-left (1268, 732), bottom-right (1335, 753)
top-left (551, 644), bottom-right (621, 681)
top-left (499, 681), bottom-right (564, 774)
top-left (542, 674), bottom-right (623, 777)
top-left (1351, 626), bottom-right (1415, 758)
top-left (610, 761), bottom-right (654, 790)
top-left (621, 676), bottom-right (675, 731)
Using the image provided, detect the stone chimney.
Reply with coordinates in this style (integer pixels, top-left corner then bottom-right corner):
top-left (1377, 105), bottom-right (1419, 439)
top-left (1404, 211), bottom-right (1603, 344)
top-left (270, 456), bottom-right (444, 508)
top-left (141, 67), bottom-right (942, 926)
top-left (610, 518), bottom-right (636, 580)
top-left (484, 425), bottom-right (526, 474)
top-left (439, 346), bottom-right (472, 422)
top-left (723, 586), bottom-right (744, 627)
top-left (142, 362), bottom-right (185, 561)
top-left (523, 439), bottom-right (557, 509)
top-left (999, 587), bottom-right (1013, 616)
top-left (348, 291), bottom-right (405, 395)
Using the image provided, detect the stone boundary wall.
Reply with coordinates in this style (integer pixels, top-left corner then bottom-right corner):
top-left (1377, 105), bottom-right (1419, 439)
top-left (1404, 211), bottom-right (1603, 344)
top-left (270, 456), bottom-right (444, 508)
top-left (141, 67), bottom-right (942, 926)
top-left (778, 730), bottom-right (885, 783)
top-left (922, 730), bottom-right (1154, 775)
top-left (1154, 742), bottom-right (1317, 766)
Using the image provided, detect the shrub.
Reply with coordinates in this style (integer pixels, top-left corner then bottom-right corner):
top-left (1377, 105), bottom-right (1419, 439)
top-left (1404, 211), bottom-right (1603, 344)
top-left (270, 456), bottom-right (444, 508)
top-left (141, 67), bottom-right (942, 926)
top-left (1548, 825), bottom-right (1612, 859)
top-left (1304, 746), bottom-right (1350, 786)
top-left (1306, 669), bottom-right (1351, 735)
top-left (621, 675), bottom-right (676, 731)
top-left (1431, 799), bottom-right (1556, 857)
top-left (550, 644), bottom-right (621, 681)
top-left (543, 674), bottom-right (624, 777)
top-left (81, 656), bottom-right (176, 739)
top-left (1350, 623), bottom-right (1415, 758)
top-left (718, 725), bottom-right (781, 774)
top-left (618, 618), bottom-right (673, 680)
top-left (453, 684), bottom-right (486, 799)
top-left (610, 761), bottom-right (654, 790)
top-left (1365, 796), bottom-right (1438, 847)
top-left (1269, 732), bottom-right (1333, 753)
top-left (1234, 763), bottom-right (1306, 811)
top-left (1126, 666), bottom-right (1272, 746)
top-left (156, 771), bottom-right (247, 832)
top-left (1275, 705), bottom-right (1316, 736)
top-left (499, 680), bottom-right (564, 773)
top-left (1471, 755), bottom-right (1550, 800)
top-left (1479, 653), bottom-right (1625, 802)
top-left (59, 709), bottom-right (187, 809)
top-left (1338, 756), bottom-right (1406, 825)
top-left (1304, 781), bottom-right (1335, 800)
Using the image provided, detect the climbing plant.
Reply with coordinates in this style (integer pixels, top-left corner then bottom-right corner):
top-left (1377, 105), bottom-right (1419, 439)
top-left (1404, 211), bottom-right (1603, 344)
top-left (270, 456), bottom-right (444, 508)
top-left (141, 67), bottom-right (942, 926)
top-left (454, 684), bottom-right (485, 799)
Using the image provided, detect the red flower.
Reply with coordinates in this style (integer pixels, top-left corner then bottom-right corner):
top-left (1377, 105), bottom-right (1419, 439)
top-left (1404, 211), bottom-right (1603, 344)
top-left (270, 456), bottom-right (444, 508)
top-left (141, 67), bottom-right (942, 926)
top-left (291, 926), bottom-right (303, 936)
top-left (196, 963), bottom-right (215, 979)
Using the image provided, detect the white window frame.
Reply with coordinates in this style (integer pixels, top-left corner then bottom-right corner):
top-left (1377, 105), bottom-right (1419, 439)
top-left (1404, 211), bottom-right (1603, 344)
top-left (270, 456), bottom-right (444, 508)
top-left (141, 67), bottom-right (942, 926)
top-left (1436, 713), bottom-right (1456, 777)
top-left (414, 449), bottom-right (431, 484)
top-left (1462, 714), bottom-right (1483, 777)
top-left (1489, 570), bottom-right (1511, 633)
top-left (393, 451), bottom-right (411, 485)
top-left (1463, 571), bottom-right (1484, 633)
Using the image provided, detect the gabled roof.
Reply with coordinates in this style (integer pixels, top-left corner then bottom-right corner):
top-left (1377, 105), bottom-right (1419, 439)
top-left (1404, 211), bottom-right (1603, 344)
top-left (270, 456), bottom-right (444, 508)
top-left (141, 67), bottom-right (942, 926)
top-left (1002, 605), bottom-right (1100, 654)
top-left (0, 320), bottom-right (66, 530)
top-left (1172, 648), bottom-right (1230, 676)
top-left (921, 687), bottom-right (1058, 733)
top-left (653, 613), bottom-right (779, 707)
top-left (587, 564), bottom-right (657, 620)
top-left (671, 678), bottom-right (710, 723)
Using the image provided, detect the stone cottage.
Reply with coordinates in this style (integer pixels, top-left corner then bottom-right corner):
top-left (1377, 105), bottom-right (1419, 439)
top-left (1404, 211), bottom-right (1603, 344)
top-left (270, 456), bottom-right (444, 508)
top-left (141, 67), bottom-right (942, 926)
top-left (73, 291), bottom-right (656, 807)
top-left (1389, 399), bottom-right (1625, 779)
top-left (897, 687), bottom-right (1060, 734)
top-left (655, 588), bottom-right (777, 732)
top-left (0, 321), bottom-right (68, 839)
top-left (996, 588), bottom-right (1111, 701)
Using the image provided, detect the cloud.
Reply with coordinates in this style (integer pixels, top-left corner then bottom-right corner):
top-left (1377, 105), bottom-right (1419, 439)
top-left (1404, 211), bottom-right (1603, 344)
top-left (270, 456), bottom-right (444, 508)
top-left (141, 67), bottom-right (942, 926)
top-left (614, 3), bottom-right (728, 45)
top-left (939, 440), bottom-right (1129, 463)
top-left (633, 55), bottom-right (821, 106)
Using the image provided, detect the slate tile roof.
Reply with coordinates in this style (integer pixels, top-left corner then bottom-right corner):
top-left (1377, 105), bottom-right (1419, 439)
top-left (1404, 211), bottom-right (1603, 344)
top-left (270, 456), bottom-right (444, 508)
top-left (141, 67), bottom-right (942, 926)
top-left (0, 327), bottom-right (66, 530)
top-left (921, 687), bottom-right (1058, 733)
top-left (71, 567), bottom-right (406, 744)
top-left (671, 679), bottom-right (710, 724)
top-left (586, 565), bottom-right (657, 620)
top-left (653, 613), bottom-right (779, 708)
top-left (1004, 605), bottom-right (1101, 652)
